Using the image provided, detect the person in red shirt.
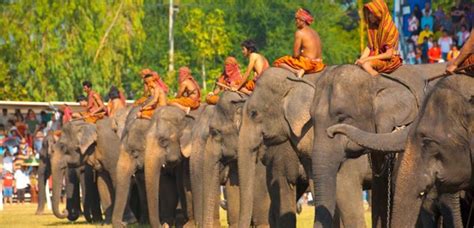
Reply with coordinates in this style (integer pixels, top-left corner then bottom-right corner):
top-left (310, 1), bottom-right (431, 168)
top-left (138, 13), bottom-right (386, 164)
top-left (428, 42), bottom-right (442, 63)
top-left (3, 170), bottom-right (14, 204)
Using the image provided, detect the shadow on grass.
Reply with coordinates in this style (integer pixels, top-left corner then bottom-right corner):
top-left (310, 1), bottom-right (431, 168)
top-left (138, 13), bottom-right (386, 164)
top-left (44, 221), bottom-right (94, 226)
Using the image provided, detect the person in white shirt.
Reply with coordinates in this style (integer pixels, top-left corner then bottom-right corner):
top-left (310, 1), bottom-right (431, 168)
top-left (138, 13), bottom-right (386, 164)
top-left (438, 30), bottom-right (453, 60)
top-left (14, 167), bottom-right (30, 204)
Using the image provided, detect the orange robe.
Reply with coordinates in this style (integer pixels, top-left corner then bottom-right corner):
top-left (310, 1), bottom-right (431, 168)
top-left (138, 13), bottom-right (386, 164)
top-left (364, 0), bottom-right (402, 74)
top-left (169, 97), bottom-right (201, 109)
top-left (273, 56), bottom-right (326, 74)
top-left (83, 91), bottom-right (106, 124)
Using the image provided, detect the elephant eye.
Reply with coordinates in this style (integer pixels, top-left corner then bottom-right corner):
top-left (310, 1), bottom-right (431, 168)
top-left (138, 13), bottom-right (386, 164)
top-left (210, 128), bottom-right (221, 137)
top-left (159, 137), bottom-right (169, 147)
top-left (250, 110), bottom-right (258, 119)
top-left (336, 114), bottom-right (350, 123)
top-left (421, 137), bottom-right (437, 150)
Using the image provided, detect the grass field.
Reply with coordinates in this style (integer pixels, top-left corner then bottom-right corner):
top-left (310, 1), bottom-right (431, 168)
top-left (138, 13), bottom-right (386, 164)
top-left (0, 203), bottom-right (370, 227)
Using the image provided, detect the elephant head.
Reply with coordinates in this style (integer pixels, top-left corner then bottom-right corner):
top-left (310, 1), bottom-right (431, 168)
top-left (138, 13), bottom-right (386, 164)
top-left (200, 91), bottom-right (246, 227)
top-left (391, 75), bottom-right (474, 227)
top-left (50, 121), bottom-right (97, 219)
top-left (238, 67), bottom-right (317, 227)
top-left (144, 106), bottom-right (195, 228)
top-left (309, 63), bottom-right (446, 227)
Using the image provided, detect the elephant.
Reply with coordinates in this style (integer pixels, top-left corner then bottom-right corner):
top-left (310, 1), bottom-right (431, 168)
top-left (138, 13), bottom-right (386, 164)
top-left (237, 67), bottom-right (372, 228)
top-left (310, 63), bottom-right (448, 227)
top-left (50, 121), bottom-right (104, 222)
top-left (190, 92), bottom-right (270, 228)
top-left (35, 132), bottom-right (54, 215)
top-left (112, 105), bottom-right (199, 227)
top-left (50, 107), bottom-right (139, 224)
top-left (143, 105), bottom-right (197, 228)
top-left (389, 75), bottom-right (473, 227)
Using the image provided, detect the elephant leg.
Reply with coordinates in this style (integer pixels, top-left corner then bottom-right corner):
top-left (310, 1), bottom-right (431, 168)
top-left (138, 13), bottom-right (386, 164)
top-left (336, 159), bottom-right (367, 228)
top-left (225, 164), bottom-right (240, 228)
top-left (66, 168), bottom-right (81, 222)
top-left (160, 170), bottom-right (179, 227)
top-left (97, 172), bottom-right (112, 224)
top-left (134, 172), bottom-right (149, 224)
top-left (35, 162), bottom-right (49, 215)
top-left (177, 161), bottom-right (195, 228)
top-left (112, 151), bottom-right (137, 227)
top-left (251, 161), bottom-right (270, 227)
top-left (83, 164), bottom-right (103, 223)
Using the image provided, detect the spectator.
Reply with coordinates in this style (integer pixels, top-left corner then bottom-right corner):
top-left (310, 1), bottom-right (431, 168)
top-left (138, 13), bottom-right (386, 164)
top-left (447, 45), bottom-right (460, 62)
top-left (428, 42), bottom-right (442, 63)
top-left (428, 37), bottom-right (434, 49)
top-left (25, 109), bottom-right (39, 146)
top-left (418, 25), bottom-right (434, 44)
top-left (438, 30), bottom-right (453, 60)
top-left (407, 49), bottom-right (416, 65)
top-left (413, 4), bottom-right (423, 23)
top-left (408, 12), bottom-right (419, 36)
top-left (40, 111), bottom-right (51, 126)
top-left (421, 9), bottom-right (434, 31)
top-left (13, 113), bottom-right (26, 139)
top-left (61, 105), bottom-right (73, 125)
top-left (18, 138), bottom-right (29, 156)
top-left (433, 5), bottom-right (446, 22)
top-left (3, 151), bottom-right (14, 173)
top-left (14, 166), bottom-right (29, 204)
top-left (0, 109), bottom-right (9, 129)
top-left (415, 46), bottom-right (423, 64)
top-left (3, 170), bottom-right (14, 204)
top-left (451, 6), bottom-right (465, 30)
top-left (433, 26), bottom-right (445, 40)
top-left (421, 37), bottom-right (430, 63)
top-left (456, 25), bottom-right (470, 47)
top-left (33, 128), bottom-right (44, 154)
top-left (422, 2), bottom-right (432, 17)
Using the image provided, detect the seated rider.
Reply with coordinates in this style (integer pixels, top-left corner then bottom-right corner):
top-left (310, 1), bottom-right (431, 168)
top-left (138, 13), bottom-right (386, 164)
top-left (236, 39), bottom-right (270, 95)
top-left (135, 68), bottom-right (169, 106)
top-left (136, 73), bottom-right (167, 119)
top-left (107, 86), bottom-right (126, 117)
top-left (168, 67), bottom-right (201, 113)
top-left (206, 57), bottom-right (243, 105)
top-left (72, 81), bottom-right (106, 124)
top-left (446, 29), bottom-right (474, 75)
top-left (274, 8), bottom-right (325, 78)
top-left (355, 0), bottom-right (402, 76)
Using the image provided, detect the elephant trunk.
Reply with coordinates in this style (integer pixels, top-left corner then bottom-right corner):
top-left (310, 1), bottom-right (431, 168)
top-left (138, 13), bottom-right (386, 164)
top-left (202, 139), bottom-right (221, 227)
top-left (51, 156), bottom-right (68, 219)
top-left (327, 123), bottom-right (409, 152)
top-left (190, 137), bottom-right (205, 225)
top-left (35, 162), bottom-right (47, 215)
top-left (391, 141), bottom-right (424, 227)
top-left (237, 133), bottom-right (259, 227)
top-left (112, 150), bottom-right (136, 227)
top-left (439, 193), bottom-right (463, 228)
top-left (145, 147), bottom-right (162, 228)
top-left (312, 127), bottom-right (345, 227)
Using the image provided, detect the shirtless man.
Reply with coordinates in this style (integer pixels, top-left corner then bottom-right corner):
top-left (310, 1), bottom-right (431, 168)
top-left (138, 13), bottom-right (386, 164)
top-left (446, 29), bottom-right (474, 75)
top-left (235, 39), bottom-right (270, 94)
top-left (168, 67), bottom-right (201, 113)
top-left (136, 73), bottom-right (167, 119)
top-left (107, 86), bottom-right (126, 117)
top-left (274, 8), bottom-right (325, 78)
top-left (73, 81), bottom-right (106, 123)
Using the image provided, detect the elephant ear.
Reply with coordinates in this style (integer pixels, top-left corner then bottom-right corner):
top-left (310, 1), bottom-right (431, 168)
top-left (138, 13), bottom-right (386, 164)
top-left (180, 116), bottom-right (194, 158)
top-left (76, 124), bottom-right (97, 155)
top-left (231, 98), bottom-right (246, 129)
top-left (283, 77), bottom-right (315, 138)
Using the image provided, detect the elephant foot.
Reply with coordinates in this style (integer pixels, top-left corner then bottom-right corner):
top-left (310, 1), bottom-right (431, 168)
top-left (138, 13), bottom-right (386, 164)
top-left (182, 220), bottom-right (196, 228)
top-left (112, 221), bottom-right (127, 228)
top-left (35, 210), bottom-right (44, 215)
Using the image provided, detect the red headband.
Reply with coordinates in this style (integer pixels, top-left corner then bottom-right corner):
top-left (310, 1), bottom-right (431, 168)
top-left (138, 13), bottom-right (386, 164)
top-left (296, 8), bottom-right (314, 25)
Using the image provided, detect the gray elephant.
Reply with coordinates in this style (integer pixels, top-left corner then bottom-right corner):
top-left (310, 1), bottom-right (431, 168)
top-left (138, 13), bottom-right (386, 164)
top-left (190, 92), bottom-right (270, 228)
top-left (50, 121), bottom-right (103, 222)
top-left (50, 108), bottom-right (138, 224)
top-left (143, 105), bottom-right (197, 228)
top-left (389, 75), bottom-right (473, 227)
top-left (311, 63), bottom-right (447, 227)
top-left (237, 67), bottom-right (372, 228)
top-left (35, 132), bottom-right (54, 215)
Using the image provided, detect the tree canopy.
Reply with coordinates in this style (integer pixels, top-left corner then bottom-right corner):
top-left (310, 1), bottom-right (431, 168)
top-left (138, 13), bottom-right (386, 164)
top-left (0, 0), bottom-right (384, 101)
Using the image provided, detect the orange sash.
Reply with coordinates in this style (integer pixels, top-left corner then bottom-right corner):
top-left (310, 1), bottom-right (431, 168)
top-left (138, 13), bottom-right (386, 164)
top-left (168, 97), bottom-right (201, 109)
top-left (274, 56), bottom-right (325, 73)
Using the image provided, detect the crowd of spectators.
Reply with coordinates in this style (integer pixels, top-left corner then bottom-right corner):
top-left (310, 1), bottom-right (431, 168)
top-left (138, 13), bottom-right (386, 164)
top-left (0, 108), bottom-right (62, 205)
top-left (405, 2), bottom-right (472, 65)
